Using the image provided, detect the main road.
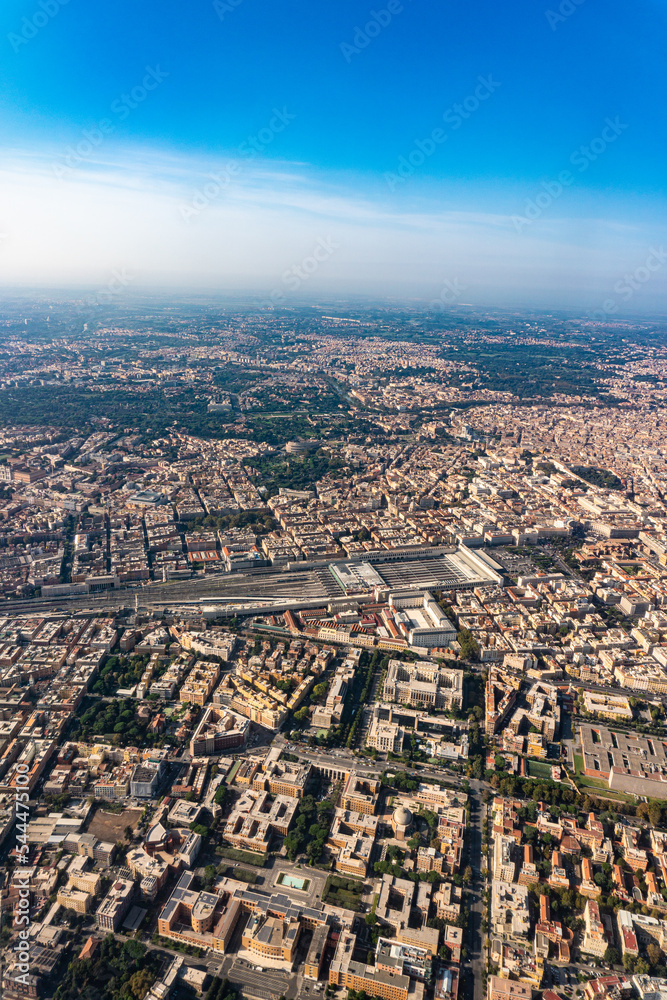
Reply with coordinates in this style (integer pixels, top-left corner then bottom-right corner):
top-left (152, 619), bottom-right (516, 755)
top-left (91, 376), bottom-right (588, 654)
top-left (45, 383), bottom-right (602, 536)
top-left (466, 780), bottom-right (486, 1000)
top-left (272, 736), bottom-right (468, 789)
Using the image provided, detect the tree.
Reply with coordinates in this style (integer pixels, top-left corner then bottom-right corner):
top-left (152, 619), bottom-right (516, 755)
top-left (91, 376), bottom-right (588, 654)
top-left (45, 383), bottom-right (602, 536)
top-left (203, 864), bottom-right (217, 890)
top-left (622, 954), bottom-right (636, 973)
top-left (463, 865), bottom-right (473, 884)
top-left (649, 801), bottom-right (663, 828)
top-left (123, 939), bottom-right (147, 961)
top-left (129, 969), bottom-right (155, 1000)
top-left (124, 825), bottom-right (134, 842)
top-left (647, 943), bottom-right (662, 968)
top-left (604, 946), bottom-right (619, 966)
top-left (457, 629), bottom-right (480, 662)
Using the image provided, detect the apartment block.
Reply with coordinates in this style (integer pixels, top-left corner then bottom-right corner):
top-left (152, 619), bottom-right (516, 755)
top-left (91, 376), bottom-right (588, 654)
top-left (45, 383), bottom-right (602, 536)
top-left (252, 748), bottom-right (311, 799)
top-left (329, 930), bottom-right (411, 1000)
top-left (581, 900), bottom-right (608, 957)
top-left (179, 660), bottom-right (221, 706)
top-left (190, 705), bottom-right (249, 756)
top-left (95, 877), bottom-right (134, 932)
top-left (340, 772), bottom-right (381, 815)
top-left (57, 886), bottom-right (93, 913)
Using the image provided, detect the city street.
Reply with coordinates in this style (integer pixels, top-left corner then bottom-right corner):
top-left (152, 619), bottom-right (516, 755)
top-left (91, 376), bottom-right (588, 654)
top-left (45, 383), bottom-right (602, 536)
top-left (275, 735), bottom-right (467, 790)
top-left (466, 781), bottom-right (485, 1000)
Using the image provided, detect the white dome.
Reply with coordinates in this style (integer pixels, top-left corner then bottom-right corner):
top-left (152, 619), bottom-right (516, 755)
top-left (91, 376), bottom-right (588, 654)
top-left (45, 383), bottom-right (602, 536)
top-left (393, 805), bottom-right (413, 828)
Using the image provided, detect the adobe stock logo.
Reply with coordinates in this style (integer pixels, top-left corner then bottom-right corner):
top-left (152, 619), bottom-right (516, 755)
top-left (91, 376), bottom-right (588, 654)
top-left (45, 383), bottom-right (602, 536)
top-left (178, 107), bottom-right (296, 222)
top-left (511, 117), bottom-right (628, 233)
top-left (264, 237), bottom-right (341, 308)
top-left (384, 76), bottom-right (500, 191)
top-left (8, 0), bottom-right (71, 53)
top-left (588, 247), bottom-right (667, 321)
top-left (545, 0), bottom-right (587, 31)
top-left (430, 279), bottom-right (468, 311)
top-left (52, 66), bottom-right (169, 178)
top-left (75, 268), bottom-right (135, 320)
top-left (213, 0), bottom-right (246, 20)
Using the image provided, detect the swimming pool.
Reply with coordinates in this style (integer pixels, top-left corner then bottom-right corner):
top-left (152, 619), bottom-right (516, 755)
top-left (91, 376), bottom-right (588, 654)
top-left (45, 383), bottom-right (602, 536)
top-left (277, 872), bottom-right (310, 891)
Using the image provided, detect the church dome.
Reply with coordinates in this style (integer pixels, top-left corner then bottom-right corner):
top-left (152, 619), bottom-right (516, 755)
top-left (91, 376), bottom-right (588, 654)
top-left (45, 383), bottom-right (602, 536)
top-left (393, 805), bottom-right (413, 828)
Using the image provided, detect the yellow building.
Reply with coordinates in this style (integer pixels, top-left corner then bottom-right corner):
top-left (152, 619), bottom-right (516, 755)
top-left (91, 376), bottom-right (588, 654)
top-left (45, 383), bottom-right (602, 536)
top-left (340, 773), bottom-right (381, 815)
top-left (329, 931), bottom-right (409, 1000)
top-left (57, 887), bottom-right (92, 913)
top-left (242, 912), bottom-right (301, 962)
top-left (251, 748), bottom-right (311, 799)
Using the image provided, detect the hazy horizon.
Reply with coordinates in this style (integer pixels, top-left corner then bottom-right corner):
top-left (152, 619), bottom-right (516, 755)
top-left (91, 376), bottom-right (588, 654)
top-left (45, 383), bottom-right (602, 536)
top-left (1, 0), bottom-right (666, 314)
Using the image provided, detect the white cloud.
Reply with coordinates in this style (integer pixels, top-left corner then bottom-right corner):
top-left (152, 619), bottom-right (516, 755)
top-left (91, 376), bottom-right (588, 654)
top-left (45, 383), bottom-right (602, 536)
top-left (0, 145), bottom-right (665, 311)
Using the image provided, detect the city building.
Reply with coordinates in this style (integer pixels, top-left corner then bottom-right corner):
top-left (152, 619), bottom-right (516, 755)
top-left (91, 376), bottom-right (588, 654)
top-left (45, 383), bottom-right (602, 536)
top-left (383, 658), bottom-right (463, 710)
top-left (96, 877), bottom-right (135, 932)
top-left (252, 748), bottom-right (311, 799)
top-left (189, 706), bottom-right (249, 756)
top-left (341, 772), bottom-right (381, 815)
top-left (329, 930), bottom-right (411, 1000)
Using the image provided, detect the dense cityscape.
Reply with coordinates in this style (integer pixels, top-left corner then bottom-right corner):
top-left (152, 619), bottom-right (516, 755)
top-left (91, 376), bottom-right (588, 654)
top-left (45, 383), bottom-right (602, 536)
top-left (0, 298), bottom-right (664, 1000)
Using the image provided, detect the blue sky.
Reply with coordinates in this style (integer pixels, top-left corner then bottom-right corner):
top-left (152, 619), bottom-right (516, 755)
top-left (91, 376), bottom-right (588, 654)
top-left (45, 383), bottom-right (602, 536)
top-left (1, 0), bottom-right (666, 310)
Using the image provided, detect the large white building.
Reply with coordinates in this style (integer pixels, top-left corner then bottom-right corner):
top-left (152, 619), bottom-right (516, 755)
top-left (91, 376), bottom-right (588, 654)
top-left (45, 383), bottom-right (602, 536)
top-left (388, 591), bottom-right (458, 649)
top-left (491, 881), bottom-right (530, 939)
top-left (96, 877), bottom-right (134, 932)
top-left (130, 760), bottom-right (165, 798)
top-left (493, 836), bottom-right (516, 883)
top-left (383, 658), bottom-right (463, 710)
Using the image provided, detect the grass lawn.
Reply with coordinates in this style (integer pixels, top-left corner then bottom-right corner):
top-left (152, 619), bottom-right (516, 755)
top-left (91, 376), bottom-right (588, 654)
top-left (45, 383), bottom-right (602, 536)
top-left (216, 846), bottom-right (267, 867)
top-left (225, 867), bottom-right (258, 883)
top-left (322, 874), bottom-right (364, 912)
top-left (527, 760), bottom-right (553, 779)
top-left (579, 776), bottom-right (607, 789)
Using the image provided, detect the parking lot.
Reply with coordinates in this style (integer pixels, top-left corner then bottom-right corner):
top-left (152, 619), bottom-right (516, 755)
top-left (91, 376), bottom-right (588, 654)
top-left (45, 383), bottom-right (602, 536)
top-left (546, 963), bottom-right (616, 996)
top-left (227, 959), bottom-right (293, 1000)
top-left (487, 546), bottom-right (538, 577)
